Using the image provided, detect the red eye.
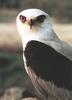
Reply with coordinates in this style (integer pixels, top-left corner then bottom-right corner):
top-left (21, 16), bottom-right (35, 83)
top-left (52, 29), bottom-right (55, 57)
top-left (19, 15), bottom-right (26, 23)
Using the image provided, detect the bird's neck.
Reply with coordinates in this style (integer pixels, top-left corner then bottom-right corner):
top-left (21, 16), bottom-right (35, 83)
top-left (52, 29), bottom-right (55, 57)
top-left (19, 21), bottom-right (59, 50)
top-left (21, 28), bottom-right (59, 51)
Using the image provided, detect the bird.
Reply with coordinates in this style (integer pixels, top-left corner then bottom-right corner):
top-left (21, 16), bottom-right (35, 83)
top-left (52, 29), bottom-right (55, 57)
top-left (16, 9), bottom-right (72, 99)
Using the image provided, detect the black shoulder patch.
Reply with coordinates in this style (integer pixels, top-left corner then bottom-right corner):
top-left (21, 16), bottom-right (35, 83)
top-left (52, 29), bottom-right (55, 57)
top-left (24, 40), bottom-right (72, 90)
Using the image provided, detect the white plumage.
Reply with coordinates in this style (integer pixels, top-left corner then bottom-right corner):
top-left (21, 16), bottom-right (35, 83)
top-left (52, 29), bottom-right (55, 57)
top-left (16, 9), bottom-right (72, 99)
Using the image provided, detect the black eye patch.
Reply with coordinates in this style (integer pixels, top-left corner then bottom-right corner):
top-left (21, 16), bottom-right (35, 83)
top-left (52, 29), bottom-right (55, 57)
top-left (19, 15), bottom-right (26, 23)
top-left (36, 15), bottom-right (46, 23)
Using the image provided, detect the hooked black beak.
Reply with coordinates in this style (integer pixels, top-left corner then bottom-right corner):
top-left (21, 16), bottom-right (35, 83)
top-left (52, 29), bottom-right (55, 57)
top-left (28, 19), bottom-right (34, 29)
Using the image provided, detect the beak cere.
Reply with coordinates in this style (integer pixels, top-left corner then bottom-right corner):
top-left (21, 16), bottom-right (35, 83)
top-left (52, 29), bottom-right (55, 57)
top-left (28, 19), bottom-right (34, 29)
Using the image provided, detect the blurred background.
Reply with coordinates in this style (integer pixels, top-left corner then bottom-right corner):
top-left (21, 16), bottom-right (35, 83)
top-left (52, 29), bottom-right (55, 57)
top-left (0, 0), bottom-right (72, 100)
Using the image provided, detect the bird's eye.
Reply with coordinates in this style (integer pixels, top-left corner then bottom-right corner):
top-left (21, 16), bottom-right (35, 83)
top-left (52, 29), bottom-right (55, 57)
top-left (36, 15), bottom-right (46, 23)
top-left (19, 15), bottom-right (26, 23)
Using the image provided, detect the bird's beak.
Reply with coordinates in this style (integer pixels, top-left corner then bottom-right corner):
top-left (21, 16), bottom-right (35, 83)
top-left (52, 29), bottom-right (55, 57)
top-left (28, 19), bottom-right (34, 29)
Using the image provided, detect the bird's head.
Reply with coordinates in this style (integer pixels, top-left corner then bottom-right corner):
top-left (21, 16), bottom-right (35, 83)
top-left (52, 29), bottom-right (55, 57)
top-left (16, 9), bottom-right (57, 48)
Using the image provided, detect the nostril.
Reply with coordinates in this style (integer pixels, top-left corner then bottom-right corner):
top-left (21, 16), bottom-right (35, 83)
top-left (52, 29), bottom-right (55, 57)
top-left (29, 19), bottom-right (34, 25)
top-left (28, 19), bottom-right (34, 29)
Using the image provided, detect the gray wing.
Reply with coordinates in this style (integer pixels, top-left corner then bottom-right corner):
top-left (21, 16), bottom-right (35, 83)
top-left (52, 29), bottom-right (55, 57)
top-left (46, 39), bottom-right (72, 61)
